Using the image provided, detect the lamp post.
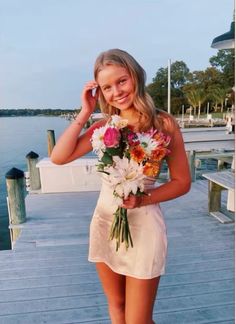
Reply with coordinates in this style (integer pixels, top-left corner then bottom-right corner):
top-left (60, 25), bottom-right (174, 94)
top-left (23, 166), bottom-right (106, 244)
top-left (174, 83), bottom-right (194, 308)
top-left (167, 59), bottom-right (171, 114)
top-left (181, 105), bottom-right (184, 128)
top-left (211, 11), bottom-right (235, 134)
top-left (211, 13), bottom-right (234, 49)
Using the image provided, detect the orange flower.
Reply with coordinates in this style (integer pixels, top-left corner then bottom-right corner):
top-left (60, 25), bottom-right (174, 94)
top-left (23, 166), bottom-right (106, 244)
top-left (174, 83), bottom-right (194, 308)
top-left (130, 146), bottom-right (146, 163)
top-left (151, 147), bottom-right (167, 161)
top-left (143, 162), bottom-right (160, 177)
top-left (154, 132), bottom-right (171, 147)
top-left (153, 132), bottom-right (163, 142)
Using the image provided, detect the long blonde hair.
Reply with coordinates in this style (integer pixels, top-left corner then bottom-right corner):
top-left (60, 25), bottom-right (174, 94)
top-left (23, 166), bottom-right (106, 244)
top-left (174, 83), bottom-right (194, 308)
top-left (94, 48), bottom-right (173, 132)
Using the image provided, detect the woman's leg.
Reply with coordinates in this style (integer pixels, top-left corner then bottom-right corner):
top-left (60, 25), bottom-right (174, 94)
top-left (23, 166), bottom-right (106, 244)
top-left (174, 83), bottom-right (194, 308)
top-left (125, 275), bottom-right (161, 324)
top-left (96, 262), bottom-right (126, 324)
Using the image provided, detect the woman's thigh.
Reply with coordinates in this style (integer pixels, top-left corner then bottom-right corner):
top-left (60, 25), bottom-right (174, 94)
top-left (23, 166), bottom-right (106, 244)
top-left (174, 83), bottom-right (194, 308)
top-left (95, 262), bottom-right (126, 306)
top-left (125, 275), bottom-right (160, 324)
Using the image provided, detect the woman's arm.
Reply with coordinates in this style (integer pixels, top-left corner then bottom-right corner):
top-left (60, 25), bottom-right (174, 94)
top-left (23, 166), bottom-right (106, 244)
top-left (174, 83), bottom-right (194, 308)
top-left (50, 80), bottom-right (106, 165)
top-left (122, 117), bottom-right (191, 208)
top-left (144, 123), bottom-right (191, 204)
top-left (50, 117), bottom-right (106, 164)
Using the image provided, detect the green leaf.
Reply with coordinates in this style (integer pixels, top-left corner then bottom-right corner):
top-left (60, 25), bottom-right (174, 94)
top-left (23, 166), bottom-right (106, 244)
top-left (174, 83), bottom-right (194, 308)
top-left (101, 152), bottom-right (113, 165)
top-left (106, 147), bottom-right (122, 156)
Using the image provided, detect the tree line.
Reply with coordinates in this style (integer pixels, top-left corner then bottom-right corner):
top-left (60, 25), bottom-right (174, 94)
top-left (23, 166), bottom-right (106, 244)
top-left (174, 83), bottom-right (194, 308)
top-left (0, 109), bottom-right (75, 117)
top-left (146, 49), bottom-right (234, 115)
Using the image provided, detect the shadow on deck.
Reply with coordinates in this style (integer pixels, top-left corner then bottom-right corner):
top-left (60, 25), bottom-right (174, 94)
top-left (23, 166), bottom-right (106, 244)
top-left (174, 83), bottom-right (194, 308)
top-left (0, 180), bottom-right (234, 323)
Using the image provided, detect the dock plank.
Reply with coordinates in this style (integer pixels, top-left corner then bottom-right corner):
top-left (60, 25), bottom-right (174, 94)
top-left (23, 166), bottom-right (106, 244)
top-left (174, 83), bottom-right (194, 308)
top-left (0, 180), bottom-right (234, 323)
top-left (0, 291), bottom-right (234, 316)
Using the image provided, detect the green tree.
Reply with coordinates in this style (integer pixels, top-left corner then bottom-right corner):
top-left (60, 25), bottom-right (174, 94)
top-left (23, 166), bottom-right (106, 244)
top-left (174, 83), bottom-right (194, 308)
top-left (146, 61), bottom-right (189, 113)
top-left (209, 49), bottom-right (234, 88)
top-left (208, 86), bottom-right (231, 112)
top-left (187, 67), bottom-right (223, 91)
top-left (183, 67), bottom-right (226, 115)
top-left (183, 86), bottom-right (206, 117)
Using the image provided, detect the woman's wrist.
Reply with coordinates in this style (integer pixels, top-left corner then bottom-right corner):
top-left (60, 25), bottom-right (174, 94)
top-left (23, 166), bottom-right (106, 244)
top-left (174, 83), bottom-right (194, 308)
top-left (73, 111), bottom-right (90, 127)
top-left (73, 119), bottom-right (86, 127)
top-left (138, 192), bottom-right (153, 207)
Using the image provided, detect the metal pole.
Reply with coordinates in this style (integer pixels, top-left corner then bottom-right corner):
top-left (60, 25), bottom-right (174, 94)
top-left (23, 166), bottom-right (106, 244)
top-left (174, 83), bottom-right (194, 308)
top-left (167, 59), bottom-right (171, 114)
top-left (207, 102), bottom-right (209, 116)
top-left (181, 105), bottom-right (184, 128)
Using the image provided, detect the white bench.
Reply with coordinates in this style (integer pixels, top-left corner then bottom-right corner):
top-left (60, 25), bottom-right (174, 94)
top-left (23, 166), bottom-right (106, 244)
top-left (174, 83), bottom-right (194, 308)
top-left (202, 170), bottom-right (235, 223)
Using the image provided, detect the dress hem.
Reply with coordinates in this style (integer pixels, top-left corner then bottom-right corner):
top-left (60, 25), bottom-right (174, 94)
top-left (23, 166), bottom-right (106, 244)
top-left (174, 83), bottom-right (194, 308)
top-left (88, 257), bottom-right (165, 279)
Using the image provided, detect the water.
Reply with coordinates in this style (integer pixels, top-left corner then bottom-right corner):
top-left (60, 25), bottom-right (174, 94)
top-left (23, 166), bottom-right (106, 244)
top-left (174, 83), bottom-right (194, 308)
top-left (0, 116), bottom-right (71, 250)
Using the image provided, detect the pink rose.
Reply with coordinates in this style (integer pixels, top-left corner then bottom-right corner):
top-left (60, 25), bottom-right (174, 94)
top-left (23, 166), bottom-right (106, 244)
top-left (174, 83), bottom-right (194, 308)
top-left (104, 127), bottom-right (121, 147)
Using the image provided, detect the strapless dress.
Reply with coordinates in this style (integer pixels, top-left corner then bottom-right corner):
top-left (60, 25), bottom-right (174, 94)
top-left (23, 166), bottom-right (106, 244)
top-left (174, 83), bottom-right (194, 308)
top-left (88, 175), bottom-right (167, 279)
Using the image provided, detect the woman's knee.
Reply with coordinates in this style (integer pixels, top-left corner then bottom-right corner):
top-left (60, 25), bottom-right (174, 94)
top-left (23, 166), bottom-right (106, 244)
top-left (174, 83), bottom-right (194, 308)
top-left (108, 298), bottom-right (125, 323)
top-left (108, 296), bottom-right (125, 313)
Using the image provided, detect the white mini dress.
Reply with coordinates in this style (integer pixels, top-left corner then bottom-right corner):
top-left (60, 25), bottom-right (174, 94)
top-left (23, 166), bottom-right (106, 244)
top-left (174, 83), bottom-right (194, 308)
top-left (88, 175), bottom-right (167, 279)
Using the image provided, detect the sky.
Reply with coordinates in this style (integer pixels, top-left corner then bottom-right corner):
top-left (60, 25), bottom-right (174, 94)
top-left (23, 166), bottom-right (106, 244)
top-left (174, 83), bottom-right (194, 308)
top-left (0, 0), bottom-right (234, 109)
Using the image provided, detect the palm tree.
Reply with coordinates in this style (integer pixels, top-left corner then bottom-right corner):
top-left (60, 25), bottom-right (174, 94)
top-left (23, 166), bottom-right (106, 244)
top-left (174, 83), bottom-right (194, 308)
top-left (208, 86), bottom-right (231, 113)
top-left (184, 88), bottom-right (206, 117)
top-left (195, 89), bottom-right (207, 119)
top-left (184, 90), bottom-right (198, 116)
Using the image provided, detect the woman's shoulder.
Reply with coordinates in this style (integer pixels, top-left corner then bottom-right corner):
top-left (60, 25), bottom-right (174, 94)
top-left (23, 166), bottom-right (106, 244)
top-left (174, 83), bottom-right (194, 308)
top-left (155, 109), bottom-right (179, 135)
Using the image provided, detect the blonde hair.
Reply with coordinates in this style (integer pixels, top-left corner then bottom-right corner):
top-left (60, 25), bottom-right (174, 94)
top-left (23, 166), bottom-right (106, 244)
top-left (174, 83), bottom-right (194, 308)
top-left (94, 48), bottom-right (174, 132)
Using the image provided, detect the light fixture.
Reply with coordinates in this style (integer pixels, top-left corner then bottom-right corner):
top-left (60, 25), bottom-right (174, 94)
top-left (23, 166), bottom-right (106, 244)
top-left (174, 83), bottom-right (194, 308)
top-left (211, 19), bottom-right (235, 49)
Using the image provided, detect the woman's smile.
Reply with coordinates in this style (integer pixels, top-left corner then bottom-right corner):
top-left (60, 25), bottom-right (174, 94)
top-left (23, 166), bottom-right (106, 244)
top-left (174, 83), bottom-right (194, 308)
top-left (116, 95), bottom-right (129, 104)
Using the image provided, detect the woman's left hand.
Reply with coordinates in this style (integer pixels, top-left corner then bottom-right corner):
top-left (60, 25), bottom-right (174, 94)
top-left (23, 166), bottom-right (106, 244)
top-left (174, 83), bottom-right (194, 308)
top-left (121, 195), bottom-right (142, 209)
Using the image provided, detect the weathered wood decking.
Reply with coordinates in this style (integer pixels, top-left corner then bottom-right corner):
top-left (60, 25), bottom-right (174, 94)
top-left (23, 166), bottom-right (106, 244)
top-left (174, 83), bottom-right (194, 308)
top-left (0, 180), bottom-right (234, 324)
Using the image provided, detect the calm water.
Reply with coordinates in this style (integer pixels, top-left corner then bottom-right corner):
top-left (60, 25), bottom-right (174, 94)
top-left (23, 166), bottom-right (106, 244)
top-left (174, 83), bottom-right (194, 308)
top-left (0, 116), bottom-right (71, 250)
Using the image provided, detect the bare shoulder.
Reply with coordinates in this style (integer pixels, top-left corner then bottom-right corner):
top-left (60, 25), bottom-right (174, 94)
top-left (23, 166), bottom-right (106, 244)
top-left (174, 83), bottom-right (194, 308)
top-left (157, 110), bottom-right (179, 135)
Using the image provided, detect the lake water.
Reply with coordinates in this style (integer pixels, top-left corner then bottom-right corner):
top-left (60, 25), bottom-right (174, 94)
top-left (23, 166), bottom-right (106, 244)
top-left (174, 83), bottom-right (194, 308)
top-left (0, 116), bottom-right (72, 250)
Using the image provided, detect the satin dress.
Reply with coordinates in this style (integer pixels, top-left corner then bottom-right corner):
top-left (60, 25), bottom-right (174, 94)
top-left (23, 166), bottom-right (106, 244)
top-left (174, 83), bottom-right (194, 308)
top-left (88, 175), bottom-right (167, 279)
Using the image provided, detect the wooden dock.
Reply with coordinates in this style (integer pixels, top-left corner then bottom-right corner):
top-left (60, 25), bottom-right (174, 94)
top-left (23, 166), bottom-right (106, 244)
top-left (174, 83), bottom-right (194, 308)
top-left (0, 180), bottom-right (234, 323)
top-left (181, 128), bottom-right (234, 151)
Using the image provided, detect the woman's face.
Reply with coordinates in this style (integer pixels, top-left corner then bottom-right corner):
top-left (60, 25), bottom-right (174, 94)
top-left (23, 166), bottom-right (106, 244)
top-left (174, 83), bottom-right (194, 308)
top-left (97, 65), bottom-right (135, 112)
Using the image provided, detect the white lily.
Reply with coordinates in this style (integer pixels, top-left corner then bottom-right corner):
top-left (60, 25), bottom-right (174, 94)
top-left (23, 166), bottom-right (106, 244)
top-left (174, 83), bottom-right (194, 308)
top-left (106, 156), bottom-right (145, 203)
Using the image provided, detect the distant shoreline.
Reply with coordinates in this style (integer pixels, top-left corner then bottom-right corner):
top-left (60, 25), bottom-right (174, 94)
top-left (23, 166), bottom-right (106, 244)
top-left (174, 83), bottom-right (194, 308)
top-left (0, 109), bottom-right (76, 117)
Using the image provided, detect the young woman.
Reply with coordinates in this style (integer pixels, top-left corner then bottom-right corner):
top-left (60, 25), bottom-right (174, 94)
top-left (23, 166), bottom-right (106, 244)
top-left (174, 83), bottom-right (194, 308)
top-left (51, 49), bottom-right (191, 324)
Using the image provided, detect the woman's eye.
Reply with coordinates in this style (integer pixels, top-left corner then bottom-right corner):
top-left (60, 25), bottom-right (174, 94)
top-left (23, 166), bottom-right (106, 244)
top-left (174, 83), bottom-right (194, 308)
top-left (119, 79), bottom-right (126, 84)
top-left (103, 86), bottom-right (111, 91)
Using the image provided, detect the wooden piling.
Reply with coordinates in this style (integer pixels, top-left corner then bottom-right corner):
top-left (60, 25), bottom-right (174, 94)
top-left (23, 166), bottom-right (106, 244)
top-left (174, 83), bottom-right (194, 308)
top-left (5, 167), bottom-right (26, 245)
top-left (26, 151), bottom-right (41, 190)
top-left (187, 150), bottom-right (196, 182)
top-left (208, 181), bottom-right (222, 212)
top-left (47, 130), bottom-right (56, 157)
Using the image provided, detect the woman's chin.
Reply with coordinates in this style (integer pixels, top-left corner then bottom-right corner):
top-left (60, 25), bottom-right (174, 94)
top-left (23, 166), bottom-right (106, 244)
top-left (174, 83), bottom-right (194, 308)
top-left (113, 102), bottom-right (135, 112)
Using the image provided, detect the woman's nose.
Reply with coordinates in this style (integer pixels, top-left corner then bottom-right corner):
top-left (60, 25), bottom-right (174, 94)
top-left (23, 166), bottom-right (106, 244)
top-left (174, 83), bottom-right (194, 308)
top-left (112, 85), bottom-right (122, 97)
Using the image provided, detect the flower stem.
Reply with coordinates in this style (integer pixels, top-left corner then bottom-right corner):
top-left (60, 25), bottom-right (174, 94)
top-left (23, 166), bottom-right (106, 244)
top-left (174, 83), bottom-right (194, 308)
top-left (109, 207), bottom-right (133, 251)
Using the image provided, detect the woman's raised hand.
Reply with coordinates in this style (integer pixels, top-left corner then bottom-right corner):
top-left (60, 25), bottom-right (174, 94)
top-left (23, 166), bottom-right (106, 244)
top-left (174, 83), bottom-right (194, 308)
top-left (81, 80), bottom-right (99, 116)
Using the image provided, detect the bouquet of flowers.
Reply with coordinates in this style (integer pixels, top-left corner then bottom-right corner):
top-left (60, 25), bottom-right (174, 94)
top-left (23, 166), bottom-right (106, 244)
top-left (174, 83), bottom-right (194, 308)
top-left (91, 115), bottom-right (171, 251)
